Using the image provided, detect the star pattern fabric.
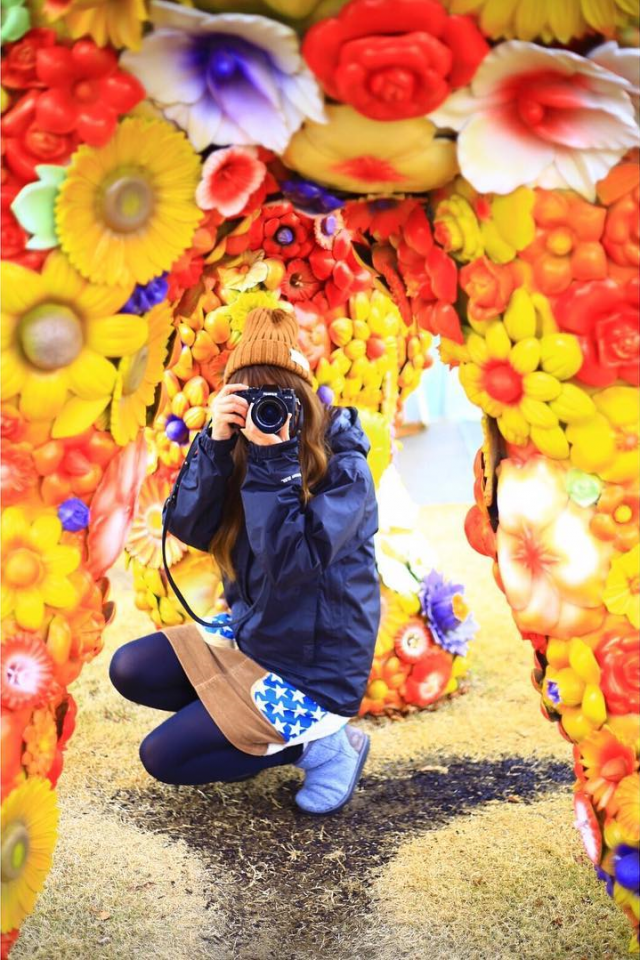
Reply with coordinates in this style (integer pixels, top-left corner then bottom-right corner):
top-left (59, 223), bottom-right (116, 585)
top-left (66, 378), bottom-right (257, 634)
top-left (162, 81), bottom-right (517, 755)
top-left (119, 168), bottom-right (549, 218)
top-left (203, 611), bottom-right (235, 641)
top-left (251, 672), bottom-right (328, 742)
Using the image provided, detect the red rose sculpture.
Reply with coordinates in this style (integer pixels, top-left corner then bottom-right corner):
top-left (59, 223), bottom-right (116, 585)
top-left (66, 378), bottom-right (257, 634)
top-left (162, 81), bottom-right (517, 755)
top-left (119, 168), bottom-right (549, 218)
top-left (554, 277), bottom-right (639, 387)
top-left (595, 626), bottom-right (640, 715)
top-left (1, 91), bottom-right (79, 182)
top-left (302, 0), bottom-right (488, 121)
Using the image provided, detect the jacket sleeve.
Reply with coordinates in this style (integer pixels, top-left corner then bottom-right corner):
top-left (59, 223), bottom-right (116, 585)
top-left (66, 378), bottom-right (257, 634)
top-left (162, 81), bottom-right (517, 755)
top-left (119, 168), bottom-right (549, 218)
top-left (162, 421), bottom-right (237, 552)
top-left (240, 435), bottom-right (375, 587)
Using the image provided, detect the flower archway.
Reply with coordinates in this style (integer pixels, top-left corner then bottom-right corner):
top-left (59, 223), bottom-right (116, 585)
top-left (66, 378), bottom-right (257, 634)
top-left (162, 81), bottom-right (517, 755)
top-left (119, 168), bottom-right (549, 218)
top-left (1, 1), bottom-right (639, 954)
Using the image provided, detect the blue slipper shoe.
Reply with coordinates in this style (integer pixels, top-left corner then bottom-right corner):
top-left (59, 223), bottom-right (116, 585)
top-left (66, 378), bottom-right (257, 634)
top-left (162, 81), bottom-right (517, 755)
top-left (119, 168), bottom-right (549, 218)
top-left (293, 725), bottom-right (370, 815)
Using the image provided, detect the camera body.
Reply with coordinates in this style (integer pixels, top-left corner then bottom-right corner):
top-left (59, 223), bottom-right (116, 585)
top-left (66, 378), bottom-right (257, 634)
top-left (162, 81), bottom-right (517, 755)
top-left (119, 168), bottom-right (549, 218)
top-left (235, 385), bottom-right (302, 435)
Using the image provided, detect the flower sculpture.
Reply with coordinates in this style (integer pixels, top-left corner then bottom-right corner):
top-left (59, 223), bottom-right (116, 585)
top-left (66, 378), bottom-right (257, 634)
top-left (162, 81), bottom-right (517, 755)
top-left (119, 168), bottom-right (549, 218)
top-left (447, 0), bottom-right (638, 44)
top-left (302, 0), bottom-right (489, 120)
top-left (55, 117), bottom-right (202, 288)
top-left (121, 1), bottom-right (326, 153)
top-left (1, 253), bottom-right (145, 435)
top-left (429, 41), bottom-right (639, 199)
top-left (495, 456), bottom-right (614, 637)
top-left (284, 104), bottom-right (458, 193)
top-left (1, 1), bottom-right (639, 953)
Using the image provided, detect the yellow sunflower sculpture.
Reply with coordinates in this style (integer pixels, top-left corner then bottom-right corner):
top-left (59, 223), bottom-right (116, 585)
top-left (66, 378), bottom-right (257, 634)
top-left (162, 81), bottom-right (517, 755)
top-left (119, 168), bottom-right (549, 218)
top-left (55, 117), bottom-right (202, 289)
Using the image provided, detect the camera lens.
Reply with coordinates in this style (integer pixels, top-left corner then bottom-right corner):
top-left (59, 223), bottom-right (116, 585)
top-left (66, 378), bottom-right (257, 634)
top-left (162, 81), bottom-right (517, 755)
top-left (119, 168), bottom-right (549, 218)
top-left (252, 396), bottom-right (287, 433)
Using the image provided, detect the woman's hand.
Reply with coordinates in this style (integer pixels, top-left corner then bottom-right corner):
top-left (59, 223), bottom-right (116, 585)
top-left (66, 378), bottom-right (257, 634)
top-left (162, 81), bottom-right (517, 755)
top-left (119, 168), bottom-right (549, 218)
top-left (208, 383), bottom-right (250, 440)
top-left (241, 409), bottom-right (292, 446)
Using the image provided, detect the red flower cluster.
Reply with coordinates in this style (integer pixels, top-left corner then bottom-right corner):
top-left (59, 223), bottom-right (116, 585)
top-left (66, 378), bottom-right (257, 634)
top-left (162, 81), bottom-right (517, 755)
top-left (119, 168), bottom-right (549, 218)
top-left (345, 199), bottom-right (460, 338)
top-left (303, 0), bottom-right (488, 121)
top-left (2, 28), bottom-right (56, 90)
top-left (1, 169), bottom-right (47, 269)
top-left (1, 31), bottom-right (143, 184)
top-left (554, 277), bottom-right (639, 387)
top-left (281, 230), bottom-right (371, 310)
top-left (248, 201), bottom-right (314, 261)
top-left (2, 89), bottom-right (79, 183)
top-left (35, 38), bottom-right (144, 147)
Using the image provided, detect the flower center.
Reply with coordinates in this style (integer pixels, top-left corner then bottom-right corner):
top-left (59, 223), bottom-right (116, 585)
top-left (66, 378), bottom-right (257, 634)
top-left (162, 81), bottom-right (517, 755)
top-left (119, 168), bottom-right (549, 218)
top-left (275, 226), bottom-right (295, 246)
top-left (19, 304), bottom-right (83, 370)
top-left (451, 593), bottom-right (469, 621)
top-left (321, 215), bottom-right (338, 237)
top-left (5, 548), bottom-right (43, 587)
top-left (102, 172), bottom-right (154, 234)
top-left (369, 67), bottom-right (415, 103)
top-left (546, 228), bottom-right (573, 256)
top-left (483, 361), bottom-right (523, 403)
top-left (615, 429), bottom-right (638, 452)
top-left (629, 575), bottom-right (639, 596)
top-left (1, 823), bottom-right (30, 882)
top-left (518, 97), bottom-right (545, 126)
top-left (209, 49), bottom-right (238, 81)
top-left (122, 345), bottom-right (149, 395)
top-left (73, 80), bottom-right (97, 103)
top-left (614, 504), bottom-right (633, 524)
top-left (334, 155), bottom-right (406, 183)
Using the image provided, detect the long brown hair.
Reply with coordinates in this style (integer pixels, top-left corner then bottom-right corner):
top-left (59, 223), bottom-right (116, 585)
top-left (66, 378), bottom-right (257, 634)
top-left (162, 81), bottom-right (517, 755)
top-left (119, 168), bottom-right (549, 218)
top-left (209, 364), bottom-right (333, 581)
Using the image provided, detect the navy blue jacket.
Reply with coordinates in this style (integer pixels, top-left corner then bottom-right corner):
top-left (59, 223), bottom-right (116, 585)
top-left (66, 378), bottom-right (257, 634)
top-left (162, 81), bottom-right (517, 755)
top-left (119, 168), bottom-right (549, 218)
top-left (162, 405), bottom-right (381, 716)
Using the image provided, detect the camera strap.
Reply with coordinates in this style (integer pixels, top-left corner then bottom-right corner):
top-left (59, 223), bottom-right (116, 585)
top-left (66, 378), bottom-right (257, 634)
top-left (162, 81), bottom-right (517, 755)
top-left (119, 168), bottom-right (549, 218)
top-left (160, 425), bottom-right (262, 633)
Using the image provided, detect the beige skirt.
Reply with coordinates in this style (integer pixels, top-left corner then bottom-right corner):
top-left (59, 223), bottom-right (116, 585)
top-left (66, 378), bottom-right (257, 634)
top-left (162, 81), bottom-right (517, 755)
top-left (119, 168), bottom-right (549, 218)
top-left (160, 623), bottom-right (350, 757)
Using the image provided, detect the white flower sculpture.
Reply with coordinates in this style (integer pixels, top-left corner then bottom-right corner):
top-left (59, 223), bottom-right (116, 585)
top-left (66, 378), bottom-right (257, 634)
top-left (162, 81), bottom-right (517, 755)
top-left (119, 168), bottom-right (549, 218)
top-left (122, 0), bottom-right (326, 154)
top-left (429, 40), bottom-right (639, 200)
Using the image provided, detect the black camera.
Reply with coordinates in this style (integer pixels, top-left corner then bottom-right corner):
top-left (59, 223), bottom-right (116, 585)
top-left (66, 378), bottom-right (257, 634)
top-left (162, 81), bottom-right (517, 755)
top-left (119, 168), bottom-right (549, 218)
top-left (236, 386), bottom-right (302, 435)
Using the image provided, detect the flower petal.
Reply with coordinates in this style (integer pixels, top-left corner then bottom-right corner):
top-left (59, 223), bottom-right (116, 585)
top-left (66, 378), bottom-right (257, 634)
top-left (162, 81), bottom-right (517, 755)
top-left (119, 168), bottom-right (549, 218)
top-left (51, 395), bottom-right (111, 438)
top-left (85, 315), bottom-right (148, 357)
top-left (122, 29), bottom-right (205, 105)
top-left (214, 76), bottom-right (290, 154)
top-left (28, 514), bottom-right (62, 551)
top-left (42, 544), bottom-right (81, 577)
top-left (41, 575), bottom-right (78, 609)
top-left (457, 107), bottom-right (554, 194)
top-left (0, 262), bottom-right (42, 314)
top-left (42, 250), bottom-right (85, 304)
top-left (164, 97), bottom-right (224, 154)
top-left (1, 349), bottom-right (28, 400)
top-left (2, 505), bottom-right (30, 545)
top-left (66, 349), bottom-right (117, 399)
top-left (15, 587), bottom-right (45, 631)
top-left (19, 372), bottom-right (69, 421)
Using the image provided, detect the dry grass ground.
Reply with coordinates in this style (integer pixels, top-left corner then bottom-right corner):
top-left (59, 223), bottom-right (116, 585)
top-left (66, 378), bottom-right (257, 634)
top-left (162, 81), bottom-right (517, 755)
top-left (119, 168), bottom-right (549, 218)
top-left (11, 504), bottom-right (632, 960)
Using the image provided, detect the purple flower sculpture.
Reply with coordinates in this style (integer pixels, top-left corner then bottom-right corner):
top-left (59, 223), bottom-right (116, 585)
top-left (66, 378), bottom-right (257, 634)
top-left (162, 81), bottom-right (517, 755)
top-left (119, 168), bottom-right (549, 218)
top-left (122, 1), bottom-right (326, 154)
top-left (418, 569), bottom-right (478, 657)
top-left (121, 273), bottom-right (169, 315)
top-left (281, 178), bottom-right (344, 215)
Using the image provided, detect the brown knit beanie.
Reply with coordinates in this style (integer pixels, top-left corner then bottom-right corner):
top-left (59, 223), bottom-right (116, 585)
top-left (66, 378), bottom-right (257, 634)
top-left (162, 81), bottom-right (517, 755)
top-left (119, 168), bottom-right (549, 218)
top-left (223, 306), bottom-right (313, 385)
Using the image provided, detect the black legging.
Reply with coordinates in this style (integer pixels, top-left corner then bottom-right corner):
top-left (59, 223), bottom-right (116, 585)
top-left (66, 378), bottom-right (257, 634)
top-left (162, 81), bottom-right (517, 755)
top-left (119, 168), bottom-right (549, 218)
top-left (108, 631), bottom-right (303, 786)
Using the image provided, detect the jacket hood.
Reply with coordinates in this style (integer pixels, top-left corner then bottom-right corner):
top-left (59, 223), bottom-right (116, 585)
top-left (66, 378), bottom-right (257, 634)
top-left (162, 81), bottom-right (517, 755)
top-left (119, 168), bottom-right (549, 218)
top-left (327, 405), bottom-right (371, 457)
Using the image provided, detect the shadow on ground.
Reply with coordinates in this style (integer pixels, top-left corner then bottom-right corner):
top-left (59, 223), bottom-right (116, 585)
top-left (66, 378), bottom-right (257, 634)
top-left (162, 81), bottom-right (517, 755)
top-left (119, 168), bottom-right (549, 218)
top-left (110, 754), bottom-right (574, 957)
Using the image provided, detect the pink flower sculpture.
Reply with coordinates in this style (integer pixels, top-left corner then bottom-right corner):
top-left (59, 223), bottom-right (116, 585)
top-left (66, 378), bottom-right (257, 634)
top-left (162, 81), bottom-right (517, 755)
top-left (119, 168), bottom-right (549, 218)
top-left (86, 433), bottom-right (148, 579)
top-left (429, 41), bottom-right (639, 200)
top-left (496, 455), bottom-right (614, 637)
